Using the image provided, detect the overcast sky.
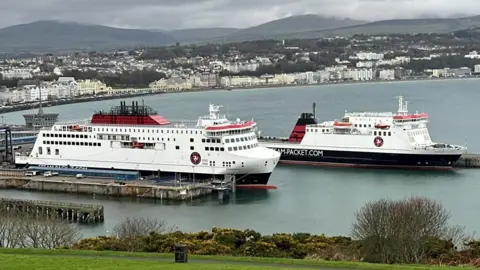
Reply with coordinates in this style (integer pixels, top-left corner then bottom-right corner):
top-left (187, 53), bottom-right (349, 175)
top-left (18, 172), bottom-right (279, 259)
top-left (0, 0), bottom-right (479, 30)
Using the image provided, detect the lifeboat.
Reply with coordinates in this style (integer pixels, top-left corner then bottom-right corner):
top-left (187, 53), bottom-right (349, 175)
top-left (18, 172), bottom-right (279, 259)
top-left (333, 121), bottom-right (352, 128)
top-left (71, 125), bottom-right (82, 131)
top-left (375, 123), bottom-right (390, 129)
top-left (131, 141), bottom-right (145, 149)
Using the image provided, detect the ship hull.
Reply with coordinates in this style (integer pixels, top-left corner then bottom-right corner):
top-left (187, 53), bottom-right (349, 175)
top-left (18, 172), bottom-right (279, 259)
top-left (263, 144), bottom-right (463, 170)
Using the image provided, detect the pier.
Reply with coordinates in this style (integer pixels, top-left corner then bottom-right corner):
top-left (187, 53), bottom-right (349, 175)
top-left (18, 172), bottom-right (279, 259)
top-left (0, 197), bottom-right (104, 224)
top-left (0, 172), bottom-right (213, 201)
top-left (456, 154), bottom-right (480, 168)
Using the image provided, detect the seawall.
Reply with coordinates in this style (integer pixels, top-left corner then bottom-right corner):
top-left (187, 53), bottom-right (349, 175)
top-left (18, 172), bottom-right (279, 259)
top-left (456, 154), bottom-right (480, 168)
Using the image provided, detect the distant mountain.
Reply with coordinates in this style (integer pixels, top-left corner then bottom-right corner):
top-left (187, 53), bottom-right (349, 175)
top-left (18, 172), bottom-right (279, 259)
top-left (287, 15), bottom-right (480, 39)
top-left (0, 20), bottom-right (175, 53)
top-left (225, 15), bottom-right (368, 41)
top-left (167, 28), bottom-right (240, 43)
top-left (2, 15), bottom-right (480, 53)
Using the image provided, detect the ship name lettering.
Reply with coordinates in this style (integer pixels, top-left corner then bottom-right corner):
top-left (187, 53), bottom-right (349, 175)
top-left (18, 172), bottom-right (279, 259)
top-left (275, 148), bottom-right (323, 157)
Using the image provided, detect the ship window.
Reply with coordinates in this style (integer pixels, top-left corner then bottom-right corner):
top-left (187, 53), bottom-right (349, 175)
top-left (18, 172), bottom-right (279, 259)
top-left (228, 147), bottom-right (232, 151)
top-left (236, 138), bottom-right (240, 142)
top-left (76, 142), bottom-right (79, 145)
top-left (220, 147), bottom-right (224, 151)
top-left (47, 147), bottom-right (51, 155)
top-left (205, 147), bottom-right (209, 151)
top-left (55, 149), bottom-right (59, 155)
top-left (209, 147), bottom-right (214, 151)
top-left (68, 142), bottom-right (71, 145)
top-left (175, 146), bottom-right (180, 150)
top-left (190, 146), bottom-right (194, 150)
top-left (190, 138), bottom-right (194, 142)
top-left (225, 139), bottom-right (230, 143)
top-left (89, 143), bottom-right (92, 146)
top-left (176, 130), bottom-right (178, 134)
top-left (364, 124), bottom-right (367, 127)
top-left (215, 147), bottom-right (219, 151)
top-left (374, 131), bottom-right (377, 136)
top-left (38, 147), bottom-right (43, 155)
top-left (233, 146), bottom-right (238, 151)
top-left (202, 139), bottom-right (205, 143)
top-left (388, 132), bottom-right (391, 136)
top-left (240, 137), bottom-right (244, 142)
top-left (383, 132), bottom-right (387, 136)
top-left (206, 139), bottom-right (211, 143)
top-left (98, 143), bottom-right (101, 147)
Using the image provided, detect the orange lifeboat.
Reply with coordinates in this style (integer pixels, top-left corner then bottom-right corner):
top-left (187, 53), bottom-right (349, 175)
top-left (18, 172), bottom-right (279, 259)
top-left (333, 121), bottom-right (352, 128)
top-left (131, 141), bottom-right (145, 149)
top-left (375, 123), bottom-right (390, 129)
top-left (71, 125), bottom-right (82, 131)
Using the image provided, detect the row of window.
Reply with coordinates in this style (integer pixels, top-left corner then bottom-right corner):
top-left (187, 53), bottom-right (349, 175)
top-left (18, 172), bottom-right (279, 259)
top-left (38, 147), bottom-right (58, 155)
top-left (43, 133), bottom-right (90, 139)
top-left (227, 143), bottom-right (259, 152)
top-left (201, 138), bottom-right (221, 143)
top-left (205, 147), bottom-right (225, 152)
top-left (43, 141), bottom-right (102, 147)
top-left (206, 128), bottom-right (253, 137)
top-left (225, 135), bottom-right (256, 143)
top-left (57, 126), bottom-right (206, 135)
top-left (374, 131), bottom-right (392, 136)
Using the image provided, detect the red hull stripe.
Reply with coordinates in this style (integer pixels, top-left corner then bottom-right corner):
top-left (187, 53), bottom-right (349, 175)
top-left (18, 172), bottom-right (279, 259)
top-left (205, 121), bottom-right (255, 131)
top-left (279, 160), bottom-right (454, 171)
top-left (235, 184), bottom-right (277, 189)
top-left (393, 113), bottom-right (429, 120)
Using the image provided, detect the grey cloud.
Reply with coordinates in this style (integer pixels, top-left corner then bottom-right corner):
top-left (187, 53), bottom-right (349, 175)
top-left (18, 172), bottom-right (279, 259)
top-left (0, 0), bottom-right (479, 30)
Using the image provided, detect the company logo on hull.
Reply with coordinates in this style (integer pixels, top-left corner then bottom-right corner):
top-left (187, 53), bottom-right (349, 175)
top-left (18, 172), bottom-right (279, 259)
top-left (190, 152), bottom-right (201, 165)
top-left (273, 148), bottom-right (323, 157)
top-left (374, 137), bottom-right (384, 147)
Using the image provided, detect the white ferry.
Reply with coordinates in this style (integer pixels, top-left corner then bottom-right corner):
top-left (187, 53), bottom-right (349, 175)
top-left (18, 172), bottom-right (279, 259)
top-left (15, 101), bottom-right (281, 186)
top-left (259, 96), bottom-right (466, 170)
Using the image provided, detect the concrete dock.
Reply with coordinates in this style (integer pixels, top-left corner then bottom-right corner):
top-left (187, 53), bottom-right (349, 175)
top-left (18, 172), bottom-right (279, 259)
top-left (0, 171), bottom-right (213, 201)
top-left (0, 197), bottom-right (104, 224)
top-left (456, 154), bottom-right (480, 168)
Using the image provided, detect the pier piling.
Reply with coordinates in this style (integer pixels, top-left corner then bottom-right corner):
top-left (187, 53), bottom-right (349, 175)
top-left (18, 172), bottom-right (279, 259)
top-left (0, 198), bottom-right (104, 224)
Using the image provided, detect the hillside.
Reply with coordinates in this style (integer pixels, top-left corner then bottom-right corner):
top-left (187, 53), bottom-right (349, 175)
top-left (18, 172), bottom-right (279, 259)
top-left (0, 20), bottom-right (175, 53)
top-left (167, 28), bottom-right (240, 43)
top-left (288, 15), bottom-right (480, 39)
top-left (226, 14), bottom-right (367, 41)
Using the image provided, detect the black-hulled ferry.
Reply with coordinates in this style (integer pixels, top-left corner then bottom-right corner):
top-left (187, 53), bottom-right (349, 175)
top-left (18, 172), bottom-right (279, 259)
top-left (259, 96), bottom-right (466, 170)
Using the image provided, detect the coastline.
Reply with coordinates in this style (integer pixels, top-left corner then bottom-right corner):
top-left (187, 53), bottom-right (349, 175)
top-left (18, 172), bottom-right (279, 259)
top-left (1, 76), bottom-right (478, 114)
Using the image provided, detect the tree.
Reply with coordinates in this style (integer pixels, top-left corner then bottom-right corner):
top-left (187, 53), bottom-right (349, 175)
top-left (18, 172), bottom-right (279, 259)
top-left (113, 217), bottom-right (175, 238)
top-left (351, 197), bottom-right (468, 264)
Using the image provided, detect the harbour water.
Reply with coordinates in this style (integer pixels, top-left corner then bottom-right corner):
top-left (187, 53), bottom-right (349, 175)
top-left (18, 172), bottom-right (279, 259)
top-left (2, 78), bottom-right (480, 237)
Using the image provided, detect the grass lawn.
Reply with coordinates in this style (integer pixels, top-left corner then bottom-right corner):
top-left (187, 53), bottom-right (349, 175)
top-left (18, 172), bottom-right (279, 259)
top-left (0, 254), bottom-right (289, 270)
top-left (0, 249), bottom-right (475, 270)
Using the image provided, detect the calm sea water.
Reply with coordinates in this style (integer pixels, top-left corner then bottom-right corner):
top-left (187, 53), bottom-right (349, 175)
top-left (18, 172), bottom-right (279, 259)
top-left (2, 79), bottom-right (480, 237)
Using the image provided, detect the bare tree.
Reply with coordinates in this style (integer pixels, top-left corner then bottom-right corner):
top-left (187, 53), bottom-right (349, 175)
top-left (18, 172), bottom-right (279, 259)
top-left (0, 207), bottom-right (81, 249)
top-left (113, 217), bottom-right (173, 238)
top-left (351, 197), bottom-right (466, 264)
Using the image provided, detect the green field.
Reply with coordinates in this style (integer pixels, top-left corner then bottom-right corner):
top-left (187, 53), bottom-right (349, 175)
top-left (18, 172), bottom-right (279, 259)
top-left (0, 249), bottom-right (475, 270)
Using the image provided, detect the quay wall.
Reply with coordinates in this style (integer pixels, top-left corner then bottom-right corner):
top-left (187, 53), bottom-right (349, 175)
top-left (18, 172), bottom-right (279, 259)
top-left (0, 176), bottom-right (212, 201)
top-left (456, 154), bottom-right (480, 168)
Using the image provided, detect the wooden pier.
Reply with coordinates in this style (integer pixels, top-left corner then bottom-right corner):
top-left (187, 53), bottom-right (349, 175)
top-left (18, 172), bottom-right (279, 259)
top-left (0, 198), bottom-right (104, 224)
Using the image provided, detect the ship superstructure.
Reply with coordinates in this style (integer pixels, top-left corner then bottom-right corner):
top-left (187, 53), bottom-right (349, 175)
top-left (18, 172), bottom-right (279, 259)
top-left (259, 96), bottom-right (466, 169)
top-left (15, 101), bottom-right (280, 185)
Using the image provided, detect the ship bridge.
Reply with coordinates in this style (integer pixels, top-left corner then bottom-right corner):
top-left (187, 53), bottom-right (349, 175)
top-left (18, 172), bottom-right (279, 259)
top-left (197, 104), bottom-right (256, 138)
